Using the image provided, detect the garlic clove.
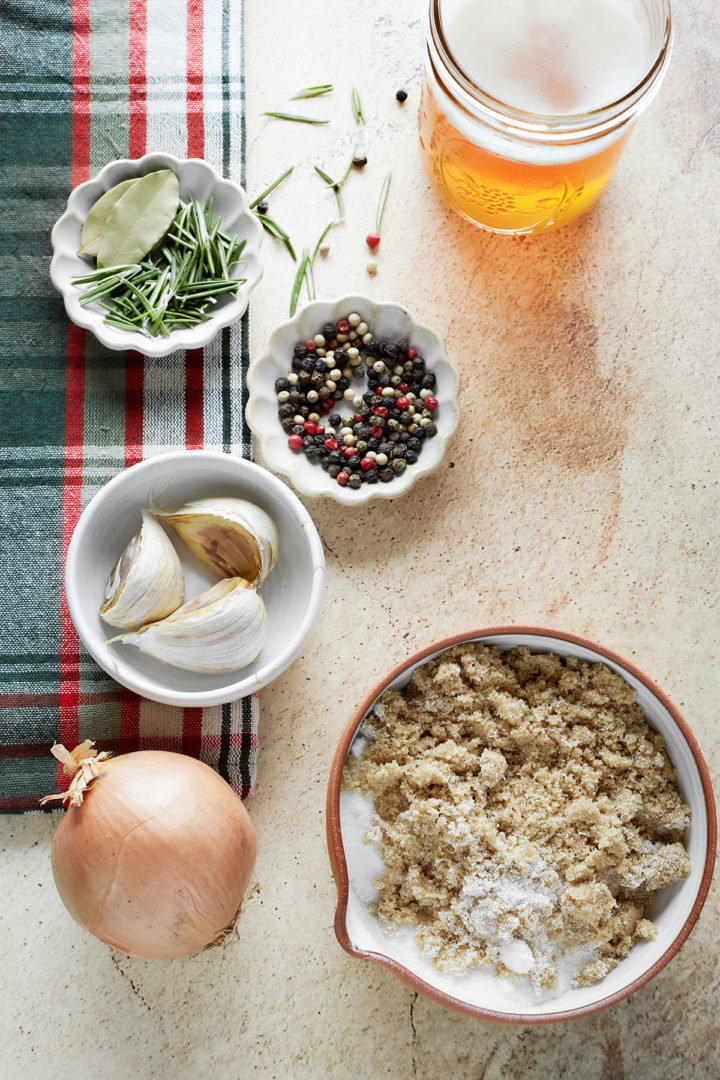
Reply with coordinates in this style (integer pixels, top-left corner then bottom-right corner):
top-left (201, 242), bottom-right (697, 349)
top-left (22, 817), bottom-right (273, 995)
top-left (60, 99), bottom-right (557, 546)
top-left (100, 510), bottom-right (185, 630)
top-left (107, 577), bottom-right (268, 673)
top-left (152, 497), bottom-right (279, 585)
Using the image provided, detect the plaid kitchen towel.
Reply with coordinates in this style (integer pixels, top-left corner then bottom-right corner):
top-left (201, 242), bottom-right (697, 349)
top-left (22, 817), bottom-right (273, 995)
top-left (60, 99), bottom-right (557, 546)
top-left (0, 0), bottom-right (258, 810)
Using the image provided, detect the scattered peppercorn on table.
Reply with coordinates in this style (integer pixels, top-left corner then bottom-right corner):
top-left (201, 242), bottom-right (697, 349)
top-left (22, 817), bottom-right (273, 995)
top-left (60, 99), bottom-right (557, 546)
top-left (2, 0), bottom-right (720, 1076)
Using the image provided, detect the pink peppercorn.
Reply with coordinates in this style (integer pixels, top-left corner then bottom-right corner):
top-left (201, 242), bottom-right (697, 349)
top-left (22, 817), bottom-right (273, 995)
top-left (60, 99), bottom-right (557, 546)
top-left (371, 425), bottom-right (383, 438)
top-left (407, 347), bottom-right (417, 360)
top-left (336, 319), bottom-right (350, 334)
top-left (288, 435), bottom-right (303, 450)
top-left (324, 438), bottom-right (338, 451)
top-left (396, 397), bottom-right (409, 411)
top-left (398, 382), bottom-right (410, 393)
top-left (305, 340), bottom-right (316, 352)
top-left (303, 421), bottom-right (317, 435)
top-left (366, 233), bottom-right (381, 249)
top-left (360, 457), bottom-right (374, 471)
top-left (337, 471), bottom-right (349, 486)
top-left (424, 396), bottom-right (438, 411)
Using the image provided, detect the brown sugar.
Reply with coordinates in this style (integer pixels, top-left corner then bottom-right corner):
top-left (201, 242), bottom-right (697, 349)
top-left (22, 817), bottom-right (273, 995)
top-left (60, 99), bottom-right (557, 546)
top-left (343, 644), bottom-right (691, 992)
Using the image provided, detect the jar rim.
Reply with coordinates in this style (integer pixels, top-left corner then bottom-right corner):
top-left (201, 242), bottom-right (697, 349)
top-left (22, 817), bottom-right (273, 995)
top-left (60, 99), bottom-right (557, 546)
top-left (428, 0), bottom-right (673, 143)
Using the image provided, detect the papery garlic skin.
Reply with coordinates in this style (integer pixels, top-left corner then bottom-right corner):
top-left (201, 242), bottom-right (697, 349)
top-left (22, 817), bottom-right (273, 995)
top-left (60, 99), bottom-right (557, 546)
top-left (100, 511), bottom-right (184, 630)
top-left (108, 577), bottom-right (268, 673)
top-left (154, 497), bottom-right (279, 585)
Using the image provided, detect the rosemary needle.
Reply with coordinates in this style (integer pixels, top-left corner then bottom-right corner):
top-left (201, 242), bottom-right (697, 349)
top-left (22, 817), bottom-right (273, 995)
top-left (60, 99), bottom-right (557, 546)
top-left (250, 166), bottom-right (294, 210)
top-left (291, 84), bottom-right (333, 99)
top-left (262, 111), bottom-right (329, 125)
top-left (351, 86), bottom-right (366, 124)
top-left (376, 172), bottom-right (392, 234)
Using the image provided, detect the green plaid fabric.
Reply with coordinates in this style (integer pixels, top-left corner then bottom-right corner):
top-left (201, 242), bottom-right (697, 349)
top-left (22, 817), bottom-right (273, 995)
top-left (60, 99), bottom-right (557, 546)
top-left (0, 0), bottom-right (258, 810)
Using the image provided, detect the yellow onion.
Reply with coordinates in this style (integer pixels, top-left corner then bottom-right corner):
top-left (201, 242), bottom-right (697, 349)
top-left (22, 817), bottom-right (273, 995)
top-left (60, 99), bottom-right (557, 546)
top-left (45, 744), bottom-right (256, 959)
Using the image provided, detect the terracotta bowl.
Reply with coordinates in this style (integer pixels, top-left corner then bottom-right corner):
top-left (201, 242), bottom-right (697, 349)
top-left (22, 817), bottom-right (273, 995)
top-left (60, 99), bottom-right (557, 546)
top-left (327, 627), bottom-right (716, 1024)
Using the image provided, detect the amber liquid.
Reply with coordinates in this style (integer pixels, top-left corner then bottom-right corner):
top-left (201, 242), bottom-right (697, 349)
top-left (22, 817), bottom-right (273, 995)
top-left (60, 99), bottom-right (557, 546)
top-left (419, 77), bottom-right (631, 234)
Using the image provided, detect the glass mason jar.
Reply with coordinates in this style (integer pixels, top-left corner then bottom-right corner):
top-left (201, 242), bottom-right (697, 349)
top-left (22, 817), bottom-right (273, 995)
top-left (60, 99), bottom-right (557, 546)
top-left (419, 0), bottom-right (672, 235)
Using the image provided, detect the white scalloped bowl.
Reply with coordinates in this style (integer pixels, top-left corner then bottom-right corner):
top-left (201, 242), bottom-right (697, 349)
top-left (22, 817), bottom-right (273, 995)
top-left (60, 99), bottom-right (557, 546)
top-left (50, 153), bottom-right (263, 358)
top-left (246, 296), bottom-right (461, 505)
top-left (65, 451), bottom-right (325, 707)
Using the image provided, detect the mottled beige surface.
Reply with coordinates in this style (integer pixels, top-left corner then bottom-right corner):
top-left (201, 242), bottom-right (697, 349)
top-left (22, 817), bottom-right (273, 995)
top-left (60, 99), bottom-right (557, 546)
top-left (2, 1), bottom-right (719, 1077)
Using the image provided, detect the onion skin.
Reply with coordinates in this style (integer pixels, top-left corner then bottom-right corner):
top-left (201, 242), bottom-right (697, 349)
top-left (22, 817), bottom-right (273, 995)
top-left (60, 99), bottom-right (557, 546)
top-left (51, 751), bottom-right (256, 959)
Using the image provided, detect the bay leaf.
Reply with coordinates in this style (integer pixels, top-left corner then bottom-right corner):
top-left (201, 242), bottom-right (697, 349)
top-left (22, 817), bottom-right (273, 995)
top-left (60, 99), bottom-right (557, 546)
top-left (97, 169), bottom-right (180, 268)
top-left (78, 178), bottom-right (139, 257)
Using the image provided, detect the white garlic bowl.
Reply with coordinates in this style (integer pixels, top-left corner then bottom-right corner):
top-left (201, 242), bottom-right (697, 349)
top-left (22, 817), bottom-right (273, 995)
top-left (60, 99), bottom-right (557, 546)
top-left (246, 295), bottom-right (461, 505)
top-left (65, 452), bottom-right (325, 707)
top-left (50, 153), bottom-right (263, 358)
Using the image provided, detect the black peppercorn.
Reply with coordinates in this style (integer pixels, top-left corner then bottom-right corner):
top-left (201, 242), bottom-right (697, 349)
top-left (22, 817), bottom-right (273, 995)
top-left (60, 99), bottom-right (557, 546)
top-left (407, 437), bottom-right (422, 452)
top-left (291, 424), bottom-right (304, 436)
top-left (281, 417), bottom-right (296, 433)
top-left (328, 464), bottom-right (341, 479)
top-left (322, 323), bottom-right (336, 339)
top-left (302, 435), bottom-right (314, 448)
top-left (329, 413), bottom-right (342, 427)
top-left (275, 377), bottom-right (290, 393)
top-left (305, 445), bottom-right (320, 460)
top-left (421, 373), bottom-right (436, 389)
top-left (365, 468), bottom-right (379, 484)
top-left (352, 155), bottom-right (368, 168)
top-left (347, 455), bottom-right (361, 471)
top-left (347, 474), bottom-right (362, 489)
top-left (425, 422), bottom-right (438, 437)
top-left (367, 437), bottom-right (380, 451)
top-left (321, 456), bottom-right (330, 471)
top-left (395, 88), bottom-right (408, 102)
top-left (256, 200), bottom-right (269, 213)
top-left (405, 449), bottom-right (418, 464)
top-left (337, 377), bottom-right (350, 390)
top-left (379, 467), bottom-right (394, 483)
top-left (294, 342), bottom-right (308, 358)
top-left (301, 357), bottom-right (315, 373)
top-left (328, 450), bottom-right (343, 466)
top-left (278, 404), bottom-right (294, 420)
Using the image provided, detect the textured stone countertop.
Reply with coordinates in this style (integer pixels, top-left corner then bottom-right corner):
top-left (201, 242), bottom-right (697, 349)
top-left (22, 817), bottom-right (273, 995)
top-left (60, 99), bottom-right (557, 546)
top-left (3, 1), bottom-right (719, 1077)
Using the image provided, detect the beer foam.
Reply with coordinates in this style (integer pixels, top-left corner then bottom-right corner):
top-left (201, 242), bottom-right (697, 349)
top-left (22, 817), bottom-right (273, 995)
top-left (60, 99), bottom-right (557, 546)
top-left (443, 0), bottom-right (653, 115)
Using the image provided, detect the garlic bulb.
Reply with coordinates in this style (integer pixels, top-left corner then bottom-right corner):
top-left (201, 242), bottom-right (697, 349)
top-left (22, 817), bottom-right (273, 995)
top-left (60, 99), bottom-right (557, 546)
top-left (100, 511), bottom-right (184, 629)
top-left (153, 497), bottom-right (279, 585)
top-left (107, 577), bottom-right (268, 673)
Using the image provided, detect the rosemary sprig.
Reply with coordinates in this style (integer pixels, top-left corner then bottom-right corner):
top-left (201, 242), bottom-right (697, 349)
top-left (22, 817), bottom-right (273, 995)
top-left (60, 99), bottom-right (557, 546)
top-left (263, 111), bottom-right (330, 125)
top-left (250, 166), bottom-right (294, 210)
top-left (351, 86), bottom-right (366, 124)
top-left (291, 84), bottom-right (333, 99)
top-left (72, 197), bottom-right (246, 337)
top-left (376, 172), bottom-right (392, 233)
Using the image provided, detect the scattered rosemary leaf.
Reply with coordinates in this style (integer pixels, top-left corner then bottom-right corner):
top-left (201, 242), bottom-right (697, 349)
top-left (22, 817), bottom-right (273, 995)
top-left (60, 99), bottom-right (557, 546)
top-left (351, 86), bottom-right (366, 125)
top-left (262, 111), bottom-right (329, 125)
top-left (289, 250), bottom-right (310, 316)
top-left (311, 220), bottom-right (338, 264)
top-left (292, 84), bottom-right (334, 99)
top-left (314, 165), bottom-right (335, 186)
top-left (254, 211), bottom-right (297, 261)
top-left (376, 171), bottom-right (392, 234)
top-left (250, 166), bottom-right (294, 210)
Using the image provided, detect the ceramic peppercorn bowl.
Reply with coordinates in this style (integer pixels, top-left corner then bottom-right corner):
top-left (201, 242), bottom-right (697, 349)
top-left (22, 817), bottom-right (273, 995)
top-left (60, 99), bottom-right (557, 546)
top-left (245, 295), bottom-right (461, 505)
